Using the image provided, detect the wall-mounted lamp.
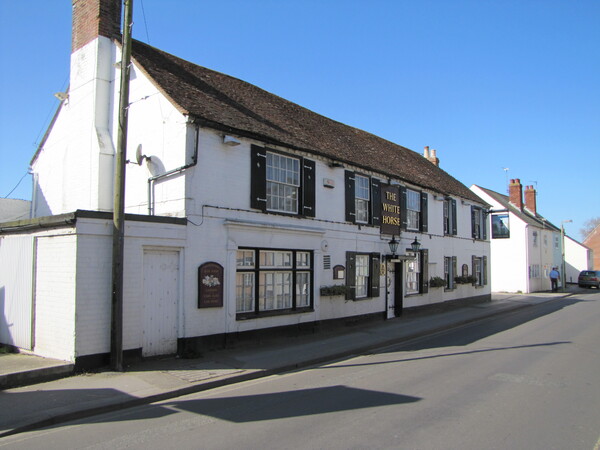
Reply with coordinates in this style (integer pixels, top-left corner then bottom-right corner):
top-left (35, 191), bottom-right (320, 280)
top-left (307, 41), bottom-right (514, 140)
top-left (54, 92), bottom-right (69, 101)
top-left (223, 135), bottom-right (241, 146)
top-left (328, 161), bottom-right (344, 168)
top-left (388, 235), bottom-right (399, 258)
top-left (410, 236), bottom-right (421, 253)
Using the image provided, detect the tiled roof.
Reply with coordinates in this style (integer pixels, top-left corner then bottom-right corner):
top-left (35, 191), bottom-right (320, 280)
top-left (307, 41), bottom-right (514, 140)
top-left (131, 39), bottom-right (483, 204)
top-left (474, 185), bottom-right (559, 231)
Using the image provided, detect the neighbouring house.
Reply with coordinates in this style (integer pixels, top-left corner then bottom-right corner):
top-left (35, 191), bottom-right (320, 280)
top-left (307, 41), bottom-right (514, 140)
top-left (564, 235), bottom-right (593, 283)
top-left (0, 199), bottom-right (30, 222)
top-left (471, 180), bottom-right (589, 293)
top-left (0, 0), bottom-right (490, 368)
top-left (582, 224), bottom-right (599, 270)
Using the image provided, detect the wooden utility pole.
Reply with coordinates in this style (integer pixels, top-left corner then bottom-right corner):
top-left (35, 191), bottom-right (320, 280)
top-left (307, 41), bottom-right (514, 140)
top-left (111, 0), bottom-right (133, 372)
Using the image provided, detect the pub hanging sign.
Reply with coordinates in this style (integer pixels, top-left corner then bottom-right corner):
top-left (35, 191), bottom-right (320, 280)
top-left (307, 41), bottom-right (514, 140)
top-left (380, 183), bottom-right (401, 236)
top-left (198, 262), bottom-right (224, 308)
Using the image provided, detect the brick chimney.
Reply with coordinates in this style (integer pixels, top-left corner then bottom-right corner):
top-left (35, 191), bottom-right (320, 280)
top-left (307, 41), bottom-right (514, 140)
top-left (509, 179), bottom-right (523, 210)
top-left (524, 185), bottom-right (537, 215)
top-left (423, 146), bottom-right (440, 167)
top-left (72, 0), bottom-right (121, 53)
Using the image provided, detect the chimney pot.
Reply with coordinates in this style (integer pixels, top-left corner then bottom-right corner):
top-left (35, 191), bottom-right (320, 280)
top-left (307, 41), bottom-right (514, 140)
top-left (424, 146), bottom-right (430, 158)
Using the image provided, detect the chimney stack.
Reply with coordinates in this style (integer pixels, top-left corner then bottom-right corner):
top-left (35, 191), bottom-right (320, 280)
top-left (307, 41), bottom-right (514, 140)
top-left (509, 179), bottom-right (523, 210)
top-left (424, 146), bottom-right (440, 167)
top-left (72, 0), bottom-right (121, 53)
top-left (524, 185), bottom-right (537, 215)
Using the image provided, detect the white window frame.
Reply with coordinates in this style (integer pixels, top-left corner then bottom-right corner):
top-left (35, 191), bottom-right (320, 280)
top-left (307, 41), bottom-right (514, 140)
top-left (355, 254), bottom-right (370, 299)
top-left (266, 152), bottom-right (300, 214)
top-left (406, 251), bottom-right (421, 294)
top-left (406, 189), bottom-right (421, 231)
top-left (355, 174), bottom-right (370, 224)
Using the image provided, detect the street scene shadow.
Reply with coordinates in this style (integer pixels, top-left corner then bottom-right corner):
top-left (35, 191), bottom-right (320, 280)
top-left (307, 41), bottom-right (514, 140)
top-left (397, 296), bottom-right (584, 351)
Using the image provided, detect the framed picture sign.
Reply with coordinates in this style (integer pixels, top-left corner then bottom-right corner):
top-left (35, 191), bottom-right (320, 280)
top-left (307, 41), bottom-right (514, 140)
top-left (198, 262), bottom-right (224, 308)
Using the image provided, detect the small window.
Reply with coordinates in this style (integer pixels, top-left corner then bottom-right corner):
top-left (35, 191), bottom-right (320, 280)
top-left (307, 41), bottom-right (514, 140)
top-left (471, 206), bottom-right (487, 240)
top-left (345, 252), bottom-right (380, 300)
top-left (355, 254), bottom-right (370, 298)
top-left (443, 198), bottom-right (457, 236)
top-left (406, 189), bottom-right (421, 231)
top-left (444, 256), bottom-right (456, 290)
top-left (355, 175), bottom-right (370, 224)
top-left (266, 152), bottom-right (300, 214)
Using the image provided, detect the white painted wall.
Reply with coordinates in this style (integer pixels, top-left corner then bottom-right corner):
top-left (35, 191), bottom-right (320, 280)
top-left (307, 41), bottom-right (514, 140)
top-left (34, 234), bottom-right (77, 361)
top-left (176, 129), bottom-right (490, 340)
top-left (565, 235), bottom-right (592, 283)
top-left (32, 36), bottom-right (118, 216)
top-left (0, 235), bottom-right (34, 349)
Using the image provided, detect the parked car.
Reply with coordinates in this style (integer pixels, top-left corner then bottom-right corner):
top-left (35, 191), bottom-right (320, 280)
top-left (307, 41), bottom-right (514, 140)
top-left (578, 270), bottom-right (600, 288)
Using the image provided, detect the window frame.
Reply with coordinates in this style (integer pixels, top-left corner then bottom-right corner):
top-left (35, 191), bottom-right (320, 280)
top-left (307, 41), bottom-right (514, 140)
top-left (251, 145), bottom-right (315, 218)
top-left (444, 256), bottom-right (457, 290)
top-left (344, 171), bottom-right (381, 226)
top-left (406, 189), bottom-right (421, 231)
top-left (406, 249), bottom-right (429, 295)
top-left (345, 252), bottom-right (381, 300)
top-left (471, 206), bottom-right (487, 240)
top-left (236, 247), bottom-right (314, 319)
top-left (443, 198), bottom-right (457, 236)
top-left (471, 255), bottom-right (488, 287)
top-left (400, 187), bottom-right (428, 233)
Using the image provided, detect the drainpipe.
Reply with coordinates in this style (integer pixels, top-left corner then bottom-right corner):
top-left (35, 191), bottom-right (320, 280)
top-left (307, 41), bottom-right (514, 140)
top-left (147, 120), bottom-right (200, 215)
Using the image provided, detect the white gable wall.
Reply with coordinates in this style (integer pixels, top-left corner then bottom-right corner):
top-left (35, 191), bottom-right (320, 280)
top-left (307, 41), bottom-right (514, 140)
top-left (123, 62), bottom-right (189, 217)
top-left (32, 36), bottom-right (118, 217)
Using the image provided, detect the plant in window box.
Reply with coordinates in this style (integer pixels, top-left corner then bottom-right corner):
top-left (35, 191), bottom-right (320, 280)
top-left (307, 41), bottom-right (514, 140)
top-left (429, 276), bottom-right (446, 288)
top-left (454, 275), bottom-right (478, 284)
top-left (320, 285), bottom-right (349, 297)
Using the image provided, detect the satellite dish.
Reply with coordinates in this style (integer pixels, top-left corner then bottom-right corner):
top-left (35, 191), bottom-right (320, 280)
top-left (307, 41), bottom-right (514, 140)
top-left (135, 144), bottom-right (151, 165)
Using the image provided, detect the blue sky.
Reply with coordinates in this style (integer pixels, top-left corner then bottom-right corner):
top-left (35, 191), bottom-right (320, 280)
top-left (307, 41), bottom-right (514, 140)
top-left (1, 0), bottom-right (598, 240)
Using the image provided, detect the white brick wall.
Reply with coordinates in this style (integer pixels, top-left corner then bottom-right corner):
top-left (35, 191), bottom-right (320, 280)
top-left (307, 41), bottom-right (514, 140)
top-left (34, 235), bottom-right (77, 361)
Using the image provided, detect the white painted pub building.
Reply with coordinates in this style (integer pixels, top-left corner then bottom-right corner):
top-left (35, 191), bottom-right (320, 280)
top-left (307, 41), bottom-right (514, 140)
top-left (0, 0), bottom-right (490, 368)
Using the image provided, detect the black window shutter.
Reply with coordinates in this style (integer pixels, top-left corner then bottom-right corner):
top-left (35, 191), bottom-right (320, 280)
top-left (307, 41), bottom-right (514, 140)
top-left (483, 256), bottom-right (488, 285)
top-left (345, 252), bottom-right (356, 300)
top-left (250, 145), bottom-right (267, 212)
top-left (451, 199), bottom-right (457, 235)
top-left (420, 191), bottom-right (428, 232)
top-left (302, 158), bottom-right (316, 217)
top-left (371, 178), bottom-right (381, 226)
top-left (400, 186), bottom-right (407, 230)
top-left (472, 255), bottom-right (477, 285)
top-left (420, 249), bottom-right (429, 293)
top-left (452, 256), bottom-right (457, 289)
top-left (345, 171), bottom-right (356, 223)
top-left (471, 206), bottom-right (477, 238)
top-left (370, 253), bottom-right (381, 298)
top-left (482, 210), bottom-right (488, 240)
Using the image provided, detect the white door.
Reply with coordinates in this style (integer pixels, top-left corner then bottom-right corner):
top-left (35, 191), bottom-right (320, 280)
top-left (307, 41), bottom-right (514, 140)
top-left (142, 249), bottom-right (179, 357)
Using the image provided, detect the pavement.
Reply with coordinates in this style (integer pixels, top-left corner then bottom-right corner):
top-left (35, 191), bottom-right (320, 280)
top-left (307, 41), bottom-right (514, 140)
top-left (0, 288), bottom-right (580, 438)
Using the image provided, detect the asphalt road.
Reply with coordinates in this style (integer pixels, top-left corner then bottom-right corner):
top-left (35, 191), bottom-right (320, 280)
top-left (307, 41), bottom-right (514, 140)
top-left (2, 291), bottom-right (599, 450)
